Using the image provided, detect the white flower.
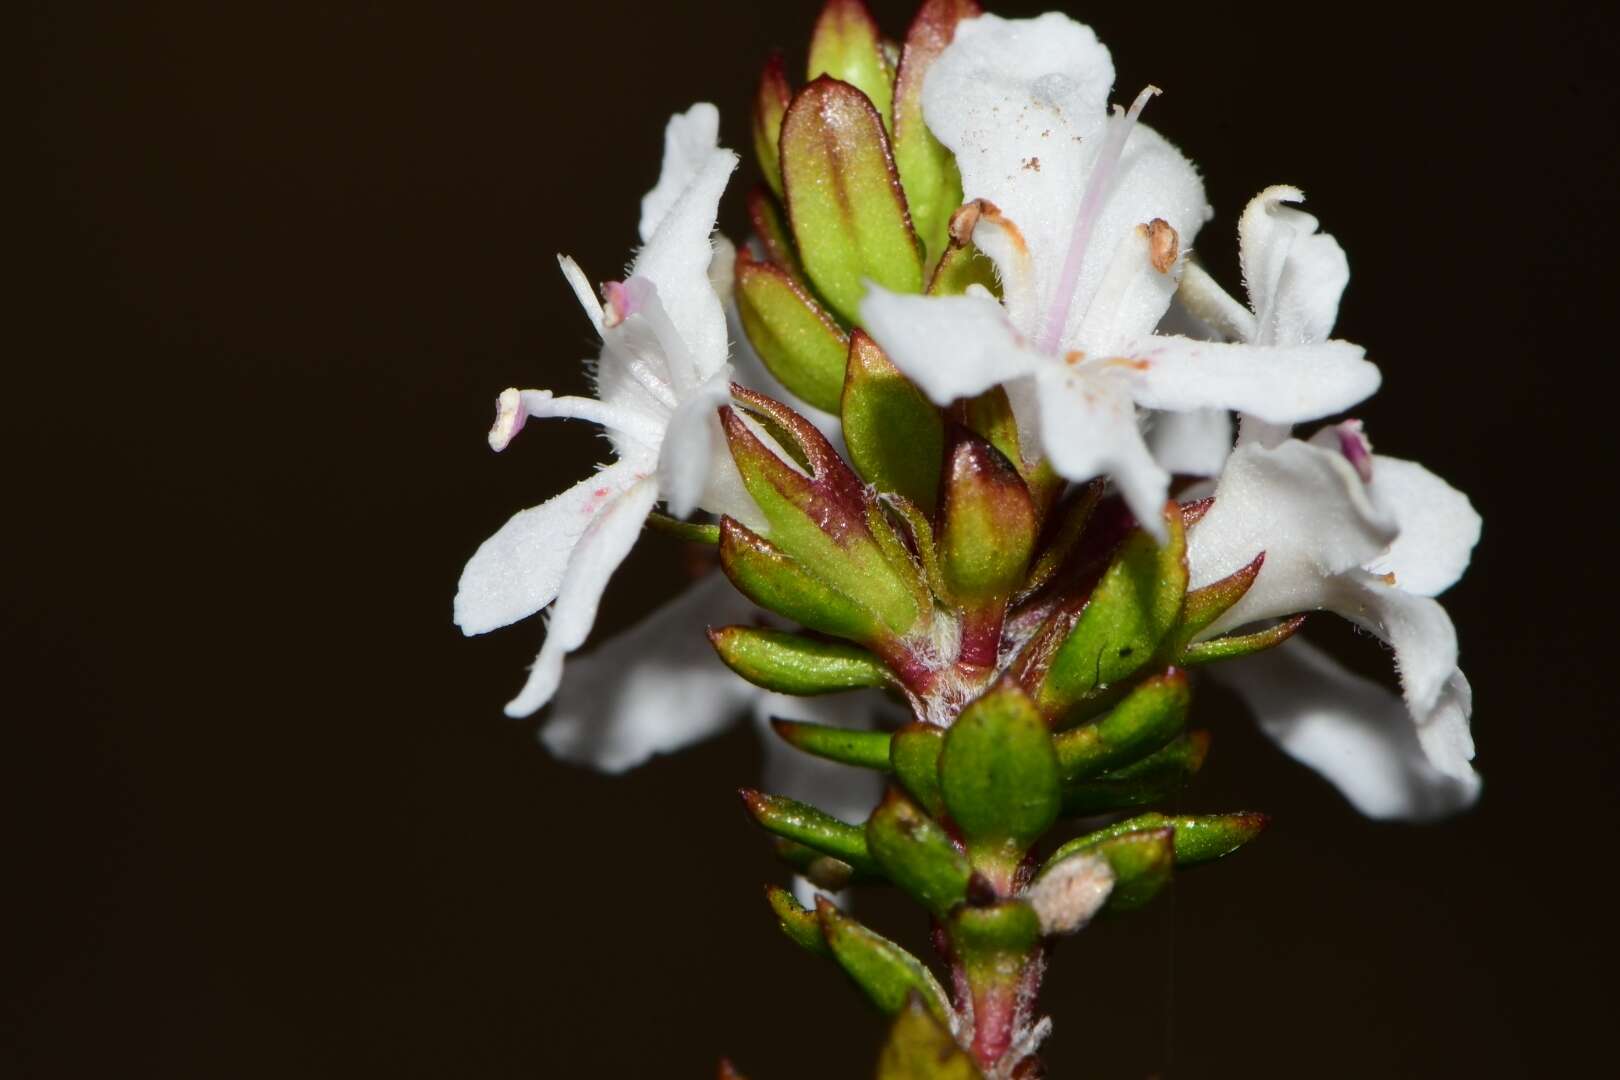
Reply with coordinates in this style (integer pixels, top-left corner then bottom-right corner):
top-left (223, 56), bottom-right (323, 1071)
top-left (857, 13), bottom-right (1380, 538)
top-left (453, 104), bottom-right (763, 718)
top-left (1186, 427), bottom-right (1483, 819)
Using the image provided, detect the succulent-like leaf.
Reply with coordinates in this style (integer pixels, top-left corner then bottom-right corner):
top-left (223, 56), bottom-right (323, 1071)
top-left (948, 900), bottom-right (1043, 971)
top-left (718, 517), bottom-right (883, 643)
top-left (1046, 811), bottom-right (1269, 871)
top-left (890, 722), bottom-right (947, 819)
top-left (877, 994), bottom-right (984, 1080)
top-left (879, 492), bottom-right (948, 599)
top-left (772, 838), bottom-right (870, 890)
top-left (753, 52), bottom-right (792, 200)
top-left (892, 0), bottom-right (980, 264)
top-left (1182, 615), bottom-right (1307, 665)
top-left (771, 718), bottom-right (894, 771)
top-left (645, 512), bottom-right (721, 544)
top-left (842, 330), bottom-right (944, 512)
top-left (781, 77), bottom-right (924, 325)
top-left (806, 0), bottom-right (895, 128)
top-left (939, 429), bottom-right (1037, 608)
top-left (765, 884), bottom-right (833, 957)
top-left (940, 684), bottom-right (1060, 854)
top-left (1036, 504), bottom-right (1189, 717)
top-left (867, 788), bottom-right (972, 916)
top-left (817, 898), bottom-right (954, 1020)
top-left (741, 789), bottom-right (877, 873)
top-left (1172, 552), bottom-right (1264, 646)
top-left (711, 626), bottom-right (892, 695)
top-left (746, 185), bottom-right (804, 279)
top-left (723, 390), bottom-right (922, 635)
top-left (1082, 827), bottom-right (1177, 912)
top-left (1053, 669), bottom-right (1190, 781)
top-left (735, 250), bottom-right (849, 413)
top-left (1021, 481), bottom-right (1103, 598)
top-left (1061, 731), bottom-right (1211, 815)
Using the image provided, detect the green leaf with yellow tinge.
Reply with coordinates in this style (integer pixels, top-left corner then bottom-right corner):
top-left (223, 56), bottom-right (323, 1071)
top-left (806, 0), bottom-right (895, 127)
top-left (892, 0), bottom-right (980, 265)
top-left (842, 330), bottom-right (943, 512)
top-left (710, 626), bottom-right (892, 696)
top-left (735, 250), bottom-right (848, 413)
top-left (781, 77), bottom-right (924, 325)
top-left (752, 52), bottom-right (792, 199)
top-left (764, 884), bottom-right (832, 957)
top-left (718, 518), bottom-right (883, 643)
top-left (938, 429), bottom-right (1036, 608)
top-left (877, 994), bottom-right (983, 1080)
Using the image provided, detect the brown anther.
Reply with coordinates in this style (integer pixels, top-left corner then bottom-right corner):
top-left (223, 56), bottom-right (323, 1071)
top-left (1145, 218), bottom-right (1180, 273)
top-left (1064, 349), bottom-right (1086, 366)
top-left (1379, 571), bottom-right (1398, 586)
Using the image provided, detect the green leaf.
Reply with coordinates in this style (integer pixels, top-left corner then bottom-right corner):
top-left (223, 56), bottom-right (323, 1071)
top-left (892, 0), bottom-right (980, 265)
top-left (1170, 551), bottom-right (1265, 649)
top-left (771, 718), bottom-right (894, 770)
top-left (877, 994), bottom-right (983, 1080)
top-left (1182, 615), bottom-right (1307, 666)
top-left (1061, 731), bottom-right (1211, 816)
top-left (765, 884), bottom-right (832, 957)
top-left (741, 789), bottom-right (877, 873)
top-left (718, 517), bottom-right (883, 643)
top-left (1084, 827), bottom-right (1177, 912)
top-left (735, 250), bottom-right (849, 413)
top-left (947, 900), bottom-right (1042, 982)
top-left (746, 185), bottom-right (804, 279)
top-left (1022, 481), bottom-right (1103, 597)
top-left (1053, 669), bottom-right (1189, 782)
top-left (841, 330), bottom-right (944, 512)
top-left (939, 684), bottom-right (1060, 854)
top-left (752, 52), bottom-right (792, 200)
top-left (817, 897), bottom-right (953, 1020)
top-left (645, 512), bottom-right (720, 544)
top-left (890, 723), bottom-right (947, 819)
top-left (781, 77), bottom-right (924, 325)
top-left (939, 429), bottom-right (1036, 608)
top-left (1036, 504), bottom-right (1189, 717)
top-left (711, 626), bottom-right (892, 696)
top-left (1046, 811), bottom-right (1269, 871)
top-left (806, 0), bottom-right (895, 128)
top-left (771, 839), bottom-right (869, 890)
top-left (866, 788), bottom-right (972, 916)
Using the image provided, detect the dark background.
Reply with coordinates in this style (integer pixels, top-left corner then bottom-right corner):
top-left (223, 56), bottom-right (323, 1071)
top-left (15, 2), bottom-right (1618, 1075)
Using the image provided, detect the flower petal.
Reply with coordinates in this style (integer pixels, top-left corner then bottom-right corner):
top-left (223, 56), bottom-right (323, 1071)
top-left (454, 460), bottom-right (645, 637)
top-left (657, 370), bottom-right (733, 518)
top-left (629, 107), bottom-right (739, 384)
top-left (1238, 185), bottom-right (1349, 347)
top-left (540, 573), bottom-right (761, 772)
top-left (1122, 335), bottom-right (1380, 425)
top-left (1188, 440), bottom-right (1397, 633)
top-left (1214, 638), bottom-right (1480, 821)
top-left (922, 13), bottom-right (1208, 343)
top-left (1172, 261), bottom-right (1256, 342)
top-left (1147, 407), bottom-right (1232, 476)
top-left (1322, 571), bottom-right (1477, 781)
top-left (1035, 365), bottom-right (1170, 539)
top-left (639, 103), bottom-right (724, 243)
top-left (858, 286), bottom-right (1041, 405)
top-left (505, 476), bottom-right (660, 717)
top-left (1363, 454), bottom-right (1481, 597)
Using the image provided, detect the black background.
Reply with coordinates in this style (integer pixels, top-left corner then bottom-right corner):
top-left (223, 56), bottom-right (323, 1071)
top-left (15, 2), bottom-right (1619, 1075)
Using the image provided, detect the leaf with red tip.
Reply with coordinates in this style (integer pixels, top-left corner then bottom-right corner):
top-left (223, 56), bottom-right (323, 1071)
top-left (1061, 732), bottom-right (1212, 816)
top-left (817, 897), bottom-right (953, 1020)
top-left (1046, 811), bottom-right (1269, 871)
top-left (781, 77), bottom-right (924, 325)
top-left (746, 185), bottom-right (803, 278)
top-left (711, 626), bottom-right (892, 695)
top-left (765, 885), bottom-right (833, 958)
top-left (939, 429), bottom-right (1037, 608)
top-left (771, 717), bottom-right (894, 770)
top-left (842, 330), bottom-right (944, 512)
top-left (718, 517), bottom-right (883, 643)
top-left (753, 52), bottom-right (792, 199)
top-left (722, 394), bottom-right (922, 635)
top-left (1170, 551), bottom-right (1265, 649)
top-left (1181, 614), bottom-right (1307, 665)
top-left (807, 0), bottom-right (895, 125)
top-left (1053, 668), bottom-right (1189, 782)
top-left (893, 0), bottom-right (981, 263)
top-left (741, 788), bottom-right (877, 872)
top-left (735, 250), bottom-right (849, 413)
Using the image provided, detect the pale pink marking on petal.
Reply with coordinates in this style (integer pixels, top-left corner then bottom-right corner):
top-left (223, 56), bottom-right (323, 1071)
top-left (1333, 419), bottom-right (1375, 483)
top-left (601, 280), bottom-right (639, 328)
top-left (1038, 84), bottom-right (1160, 354)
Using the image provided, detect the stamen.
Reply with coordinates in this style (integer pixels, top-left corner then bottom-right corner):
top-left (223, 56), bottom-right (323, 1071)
top-left (600, 280), bottom-right (639, 328)
top-left (1037, 85), bottom-right (1160, 355)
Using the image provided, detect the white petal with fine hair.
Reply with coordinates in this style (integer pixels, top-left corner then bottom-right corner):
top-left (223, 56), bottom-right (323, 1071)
top-left (505, 476), bottom-right (660, 718)
top-left (1123, 335), bottom-right (1379, 424)
top-left (1147, 408), bottom-right (1232, 477)
top-left (858, 286), bottom-right (1042, 405)
top-left (629, 113), bottom-right (738, 383)
top-left (1238, 185), bottom-right (1349, 347)
top-left (1187, 440), bottom-right (1397, 634)
top-left (1322, 572), bottom-right (1476, 781)
top-left (657, 371), bottom-right (732, 519)
top-left (454, 460), bottom-right (645, 637)
top-left (1361, 455), bottom-right (1481, 597)
top-left (638, 103), bottom-right (724, 243)
top-left (1214, 638), bottom-right (1481, 821)
top-left (541, 573), bottom-right (762, 773)
top-left (1035, 366), bottom-right (1171, 539)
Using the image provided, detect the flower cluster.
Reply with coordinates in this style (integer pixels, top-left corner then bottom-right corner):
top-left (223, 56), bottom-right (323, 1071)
top-left (454, 0), bottom-right (1481, 1071)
